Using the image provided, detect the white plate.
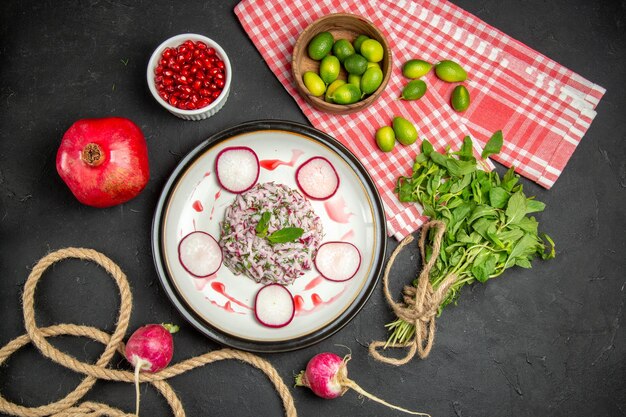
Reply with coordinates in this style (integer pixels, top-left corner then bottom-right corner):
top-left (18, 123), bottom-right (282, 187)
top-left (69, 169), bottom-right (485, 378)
top-left (152, 120), bottom-right (386, 352)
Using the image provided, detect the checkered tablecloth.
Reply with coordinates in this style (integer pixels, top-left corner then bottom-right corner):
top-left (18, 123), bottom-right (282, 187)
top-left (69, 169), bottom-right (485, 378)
top-left (234, 0), bottom-right (605, 240)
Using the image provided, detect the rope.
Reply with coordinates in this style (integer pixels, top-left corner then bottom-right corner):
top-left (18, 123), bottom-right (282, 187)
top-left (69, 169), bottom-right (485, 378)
top-left (369, 221), bottom-right (457, 365)
top-left (0, 248), bottom-right (297, 417)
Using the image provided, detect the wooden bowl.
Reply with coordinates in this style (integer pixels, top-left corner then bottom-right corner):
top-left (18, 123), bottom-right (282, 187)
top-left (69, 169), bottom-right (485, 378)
top-left (292, 13), bottom-right (392, 115)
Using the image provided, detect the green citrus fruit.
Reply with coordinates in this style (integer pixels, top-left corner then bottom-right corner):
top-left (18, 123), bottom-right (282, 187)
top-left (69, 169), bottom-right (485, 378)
top-left (360, 66), bottom-right (384, 94)
top-left (434, 60), bottom-right (467, 82)
top-left (344, 53), bottom-right (368, 75)
top-left (360, 39), bottom-right (384, 63)
top-left (392, 116), bottom-right (418, 145)
top-left (308, 31), bottom-right (334, 61)
top-left (400, 79), bottom-right (427, 100)
top-left (332, 39), bottom-right (355, 63)
top-left (331, 83), bottom-right (361, 104)
top-left (347, 73), bottom-right (361, 88)
top-left (353, 34), bottom-right (370, 53)
top-left (325, 79), bottom-right (346, 103)
top-left (402, 59), bottom-right (432, 79)
top-left (451, 84), bottom-right (470, 112)
top-left (375, 126), bottom-right (396, 152)
top-left (303, 71), bottom-right (326, 96)
top-left (319, 55), bottom-right (340, 84)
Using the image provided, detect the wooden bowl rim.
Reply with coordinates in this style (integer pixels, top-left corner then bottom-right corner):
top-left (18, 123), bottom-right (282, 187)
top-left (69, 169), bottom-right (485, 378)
top-left (291, 13), bottom-right (392, 115)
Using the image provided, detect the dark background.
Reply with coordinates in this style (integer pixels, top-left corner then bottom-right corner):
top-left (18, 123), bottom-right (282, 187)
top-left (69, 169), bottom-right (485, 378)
top-left (1, 0), bottom-right (624, 416)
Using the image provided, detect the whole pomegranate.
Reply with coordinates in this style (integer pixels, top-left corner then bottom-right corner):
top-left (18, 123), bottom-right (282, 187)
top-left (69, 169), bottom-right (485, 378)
top-left (56, 117), bottom-right (149, 208)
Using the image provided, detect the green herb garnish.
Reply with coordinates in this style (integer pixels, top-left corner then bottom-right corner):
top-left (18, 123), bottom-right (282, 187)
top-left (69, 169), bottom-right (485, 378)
top-left (267, 227), bottom-right (304, 244)
top-left (255, 211), bottom-right (272, 238)
top-left (387, 133), bottom-right (555, 346)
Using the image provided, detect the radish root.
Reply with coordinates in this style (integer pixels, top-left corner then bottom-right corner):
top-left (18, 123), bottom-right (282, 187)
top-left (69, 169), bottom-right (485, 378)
top-left (133, 358), bottom-right (150, 416)
top-left (338, 355), bottom-right (430, 416)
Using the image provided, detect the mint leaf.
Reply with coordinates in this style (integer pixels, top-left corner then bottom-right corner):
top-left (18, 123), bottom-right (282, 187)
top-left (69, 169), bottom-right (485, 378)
top-left (421, 139), bottom-right (434, 156)
top-left (255, 211), bottom-right (272, 238)
top-left (489, 187), bottom-right (510, 208)
top-left (481, 130), bottom-right (503, 159)
top-left (505, 190), bottom-right (527, 225)
top-left (267, 227), bottom-right (304, 244)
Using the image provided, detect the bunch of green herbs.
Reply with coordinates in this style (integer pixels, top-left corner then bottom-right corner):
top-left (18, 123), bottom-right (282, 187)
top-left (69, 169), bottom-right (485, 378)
top-left (386, 132), bottom-right (555, 345)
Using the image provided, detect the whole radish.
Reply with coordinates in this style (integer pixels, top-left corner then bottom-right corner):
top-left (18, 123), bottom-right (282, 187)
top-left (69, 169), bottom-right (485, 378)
top-left (125, 323), bottom-right (178, 416)
top-left (295, 352), bottom-right (430, 416)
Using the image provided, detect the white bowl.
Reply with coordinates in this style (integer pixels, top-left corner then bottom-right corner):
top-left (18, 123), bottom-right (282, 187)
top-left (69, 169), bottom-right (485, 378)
top-left (147, 33), bottom-right (231, 121)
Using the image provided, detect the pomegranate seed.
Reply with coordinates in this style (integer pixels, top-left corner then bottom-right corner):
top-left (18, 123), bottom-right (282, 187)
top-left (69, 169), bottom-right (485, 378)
top-left (154, 39), bottom-right (226, 111)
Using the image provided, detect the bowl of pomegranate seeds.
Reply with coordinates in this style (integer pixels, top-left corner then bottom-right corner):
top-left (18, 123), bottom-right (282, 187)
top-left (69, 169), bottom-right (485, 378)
top-left (147, 34), bottom-right (231, 121)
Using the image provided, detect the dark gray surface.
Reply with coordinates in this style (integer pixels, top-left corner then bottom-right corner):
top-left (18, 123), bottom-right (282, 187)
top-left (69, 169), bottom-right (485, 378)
top-left (0, 1), bottom-right (624, 416)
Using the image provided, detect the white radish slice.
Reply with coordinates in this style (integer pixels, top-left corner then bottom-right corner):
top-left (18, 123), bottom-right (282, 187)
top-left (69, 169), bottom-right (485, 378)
top-left (315, 242), bottom-right (361, 282)
top-left (254, 284), bottom-right (295, 328)
top-left (215, 146), bottom-right (260, 193)
top-left (295, 156), bottom-right (339, 200)
top-left (178, 232), bottom-right (223, 277)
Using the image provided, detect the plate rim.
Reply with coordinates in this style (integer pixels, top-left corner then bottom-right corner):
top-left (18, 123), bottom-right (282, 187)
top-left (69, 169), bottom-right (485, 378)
top-left (151, 119), bottom-right (387, 352)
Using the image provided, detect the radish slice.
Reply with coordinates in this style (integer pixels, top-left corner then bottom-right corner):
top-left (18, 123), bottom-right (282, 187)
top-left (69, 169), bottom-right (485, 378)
top-left (315, 242), bottom-right (361, 282)
top-left (254, 284), bottom-right (295, 328)
top-left (215, 146), bottom-right (260, 193)
top-left (295, 156), bottom-right (339, 200)
top-left (178, 231), bottom-right (223, 277)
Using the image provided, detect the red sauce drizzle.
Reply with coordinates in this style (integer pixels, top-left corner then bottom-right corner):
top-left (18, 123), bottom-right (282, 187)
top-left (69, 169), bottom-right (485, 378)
top-left (294, 295), bottom-right (304, 312)
top-left (192, 200), bottom-right (204, 212)
top-left (304, 276), bottom-right (324, 291)
top-left (210, 281), bottom-right (252, 310)
top-left (340, 230), bottom-right (355, 241)
top-left (259, 149), bottom-right (304, 171)
top-left (311, 293), bottom-right (323, 306)
top-left (324, 196), bottom-right (353, 224)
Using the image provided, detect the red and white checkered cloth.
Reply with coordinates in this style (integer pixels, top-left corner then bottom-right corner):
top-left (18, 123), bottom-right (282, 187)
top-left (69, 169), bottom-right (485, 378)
top-left (234, 0), bottom-right (605, 240)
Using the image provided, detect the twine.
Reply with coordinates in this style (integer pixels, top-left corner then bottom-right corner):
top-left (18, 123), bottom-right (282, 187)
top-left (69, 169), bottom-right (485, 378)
top-left (369, 221), bottom-right (457, 365)
top-left (0, 248), bottom-right (297, 417)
